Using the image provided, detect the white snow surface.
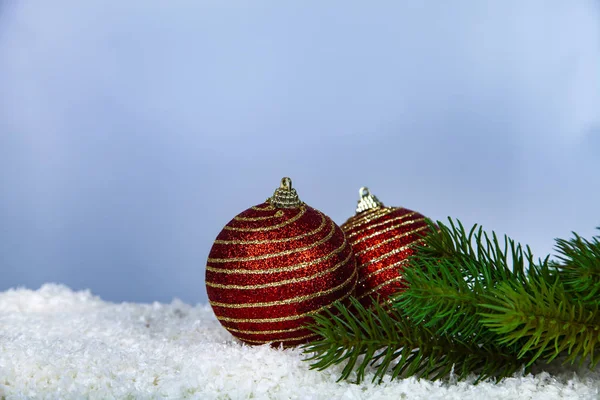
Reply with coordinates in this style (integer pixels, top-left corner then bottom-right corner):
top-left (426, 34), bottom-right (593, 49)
top-left (0, 285), bottom-right (599, 400)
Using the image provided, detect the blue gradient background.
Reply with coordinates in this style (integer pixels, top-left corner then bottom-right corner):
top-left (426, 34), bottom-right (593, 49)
top-left (1, 1), bottom-right (599, 304)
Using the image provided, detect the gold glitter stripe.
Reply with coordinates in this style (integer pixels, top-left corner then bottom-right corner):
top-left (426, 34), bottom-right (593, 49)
top-left (206, 249), bottom-right (353, 290)
top-left (358, 259), bottom-right (408, 284)
top-left (341, 207), bottom-right (394, 231)
top-left (206, 234), bottom-right (348, 274)
top-left (208, 220), bottom-right (335, 263)
top-left (351, 217), bottom-right (424, 246)
top-left (234, 210), bottom-right (284, 221)
top-left (224, 206), bottom-right (306, 232)
top-left (240, 333), bottom-right (318, 344)
top-left (359, 237), bottom-right (426, 269)
top-left (347, 213), bottom-right (420, 240)
top-left (357, 275), bottom-right (404, 300)
top-left (339, 211), bottom-right (383, 232)
top-left (344, 207), bottom-right (390, 227)
top-left (224, 325), bottom-right (308, 335)
top-left (209, 268), bottom-right (357, 309)
top-left (355, 225), bottom-right (429, 256)
top-left (214, 214), bottom-right (327, 245)
top-left (214, 286), bottom-right (353, 323)
top-left (251, 204), bottom-right (274, 211)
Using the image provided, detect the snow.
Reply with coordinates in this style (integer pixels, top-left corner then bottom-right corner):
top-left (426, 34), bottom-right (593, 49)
top-left (0, 284), bottom-right (598, 399)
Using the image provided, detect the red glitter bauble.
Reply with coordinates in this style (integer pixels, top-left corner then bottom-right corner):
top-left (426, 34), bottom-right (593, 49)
top-left (341, 187), bottom-right (431, 307)
top-left (206, 178), bottom-right (357, 347)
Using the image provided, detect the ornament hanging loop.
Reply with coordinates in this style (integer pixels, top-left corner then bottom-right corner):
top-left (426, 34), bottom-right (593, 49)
top-left (281, 177), bottom-right (292, 190)
top-left (356, 186), bottom-right (384, 214)
top-left (270, 177), bottom-right (303, 208)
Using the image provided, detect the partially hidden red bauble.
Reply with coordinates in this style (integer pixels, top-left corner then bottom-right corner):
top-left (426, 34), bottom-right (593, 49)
top-left (206, 177), bottom-right (357, 347)
top-left (341, 187), bottom-right (431, 307)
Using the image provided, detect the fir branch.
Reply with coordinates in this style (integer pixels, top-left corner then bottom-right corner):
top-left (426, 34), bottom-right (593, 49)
top-left (302, 297), bottom-right (525, 384)
top-left (554, 228), bottom-right (600, 303)
top-left (396, 218), bottom-right (539, 343)
top-left (480, 273), bottom-right (600, 367)
top-left (416, 218), bottom-right (532, 284)
top-left (394, 256), bottom-right (493, 343)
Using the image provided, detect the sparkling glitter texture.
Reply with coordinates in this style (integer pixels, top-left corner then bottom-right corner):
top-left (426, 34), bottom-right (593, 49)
top-left (341, 187), bottom-right (431, 307)
top-left (206, 178), bottom-right (357, 347)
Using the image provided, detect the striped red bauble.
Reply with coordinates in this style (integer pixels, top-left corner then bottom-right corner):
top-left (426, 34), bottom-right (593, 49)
top-left (341, 187), bottom-right (432, 307)
top-left (206, 178), bottom-right (357, 347)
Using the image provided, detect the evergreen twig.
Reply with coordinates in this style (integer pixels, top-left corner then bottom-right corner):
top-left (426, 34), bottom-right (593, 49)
top-left (554, 228), bottom-right (600, 303)
top-left (481, 271), bottom-right (600, 367)
top-left (302, 297), bottom-right (524, 384)
top-left (396, 219), bottom-right (541, 350)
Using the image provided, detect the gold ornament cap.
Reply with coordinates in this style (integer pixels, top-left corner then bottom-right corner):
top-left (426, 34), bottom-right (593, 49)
top-left (269, 177), bottom-right (303, 208)
top-left (356, 187), bottom-right (384, 214)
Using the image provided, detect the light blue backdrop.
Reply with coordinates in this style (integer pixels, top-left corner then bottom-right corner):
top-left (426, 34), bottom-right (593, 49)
top-left (1, 1), bottom-right (599, 304)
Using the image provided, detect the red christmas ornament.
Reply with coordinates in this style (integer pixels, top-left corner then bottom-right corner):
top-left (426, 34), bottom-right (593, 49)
top-left (206, 177), bottom-right (357, 347)
top-left (341, 187), bottom-right (431, 307)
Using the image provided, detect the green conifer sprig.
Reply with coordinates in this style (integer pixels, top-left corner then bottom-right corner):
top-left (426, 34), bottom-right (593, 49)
top-left (395, 219), bottom-right (540, 348)
top-left (415, 219), bottom-right (531, 284)
top-left (303, 297), bottom-right (524, 384)
top-left (303, 219), bottom-right (600, 383)
top-left (480, 275), bottom-right (600, 367)
top-left (478, 228), bottom-right (600, 368)
top-left (393, 256), bottom-right (493, 343)
top-left (554, 229), bottom-right (600, 303)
